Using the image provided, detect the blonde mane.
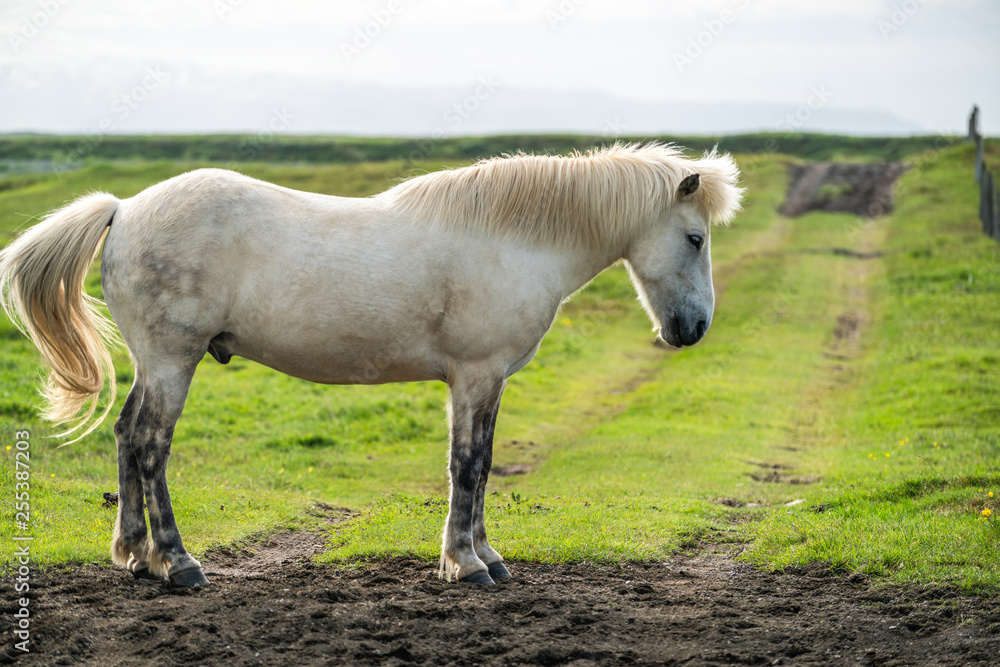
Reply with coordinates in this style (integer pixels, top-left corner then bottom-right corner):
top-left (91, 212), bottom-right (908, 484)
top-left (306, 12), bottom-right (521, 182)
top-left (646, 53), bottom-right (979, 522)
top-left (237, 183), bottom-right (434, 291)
top-left (379, 142), bottom-right (744, 249)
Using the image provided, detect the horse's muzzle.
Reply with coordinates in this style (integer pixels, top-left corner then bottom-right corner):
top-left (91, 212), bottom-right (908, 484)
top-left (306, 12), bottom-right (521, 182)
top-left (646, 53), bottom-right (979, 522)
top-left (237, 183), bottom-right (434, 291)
top-left (660, 316), bottom-right (709, 348)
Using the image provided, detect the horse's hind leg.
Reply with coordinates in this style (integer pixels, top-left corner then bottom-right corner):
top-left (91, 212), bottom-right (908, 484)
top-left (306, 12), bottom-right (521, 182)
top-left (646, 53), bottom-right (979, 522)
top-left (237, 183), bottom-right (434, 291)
top-left (111, 388), bottom-right (157, 581)
top-left (472, 384), bottom-right (510, 581)
top-left (113, 359), bottom-right (206, 587)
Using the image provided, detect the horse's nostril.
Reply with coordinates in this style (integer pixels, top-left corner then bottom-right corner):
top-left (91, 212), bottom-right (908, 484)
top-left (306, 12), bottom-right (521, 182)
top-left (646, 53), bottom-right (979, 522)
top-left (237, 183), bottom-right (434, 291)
top-left (696, 320), bottom-right (707, 339)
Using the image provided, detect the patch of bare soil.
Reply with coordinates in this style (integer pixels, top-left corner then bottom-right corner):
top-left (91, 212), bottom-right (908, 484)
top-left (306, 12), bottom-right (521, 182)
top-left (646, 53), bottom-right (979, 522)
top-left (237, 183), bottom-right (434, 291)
top-left (746, 470), bottom-right (819, 485)
top-left (3, 536), bottom-right (999, 667)
top-left (203, 530), bottom-right (334, 578)
top-left (803, 248), bottom-right (884, 260)
top-left (490, 463), bottom-right (534, 478)
top-left (780, 162), bottom-right (907, 218)
top-left (832, 311), bottom-right (864, 347)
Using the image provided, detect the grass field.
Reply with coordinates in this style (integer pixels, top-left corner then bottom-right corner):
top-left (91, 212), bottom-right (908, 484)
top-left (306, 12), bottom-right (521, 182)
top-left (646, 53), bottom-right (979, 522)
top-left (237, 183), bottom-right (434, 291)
top-left (1, 138), bottom-right (997, 590)
top-left (0, 132), bottom-right (964, 169)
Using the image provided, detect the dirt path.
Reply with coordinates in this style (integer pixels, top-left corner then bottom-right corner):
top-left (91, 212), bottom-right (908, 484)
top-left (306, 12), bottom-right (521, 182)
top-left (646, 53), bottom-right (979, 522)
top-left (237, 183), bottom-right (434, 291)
top-left (3, 537), bottom-right (998, 666)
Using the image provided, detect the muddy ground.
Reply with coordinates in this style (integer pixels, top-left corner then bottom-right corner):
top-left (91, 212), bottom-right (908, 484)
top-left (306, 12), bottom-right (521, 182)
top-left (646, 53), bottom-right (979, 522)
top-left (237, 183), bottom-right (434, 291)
top-left (779, 162), bottom-right (908, 218)
top-left (3, 531), bottom-right (998, 667)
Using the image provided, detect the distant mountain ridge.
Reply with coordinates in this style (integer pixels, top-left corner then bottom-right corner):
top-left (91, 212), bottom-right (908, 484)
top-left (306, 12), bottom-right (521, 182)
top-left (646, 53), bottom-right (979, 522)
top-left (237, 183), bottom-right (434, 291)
top-left (0, 66), bottom-right (924, 137)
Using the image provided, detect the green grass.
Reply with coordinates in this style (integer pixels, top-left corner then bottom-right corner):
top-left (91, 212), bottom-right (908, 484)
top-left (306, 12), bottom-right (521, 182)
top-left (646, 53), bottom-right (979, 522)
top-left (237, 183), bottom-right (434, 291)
top-left (741, 143), bottom-right (1000, 591)
top-left (0, 140), bottom-right (997, 591)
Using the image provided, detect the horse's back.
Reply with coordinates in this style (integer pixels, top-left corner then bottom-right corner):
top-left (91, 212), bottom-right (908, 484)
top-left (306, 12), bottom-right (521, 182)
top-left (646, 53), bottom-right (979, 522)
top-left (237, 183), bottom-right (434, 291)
top-left (100, 169), bottom-right (447, 382)
top-left (100, 168), bottom-right (567, 387)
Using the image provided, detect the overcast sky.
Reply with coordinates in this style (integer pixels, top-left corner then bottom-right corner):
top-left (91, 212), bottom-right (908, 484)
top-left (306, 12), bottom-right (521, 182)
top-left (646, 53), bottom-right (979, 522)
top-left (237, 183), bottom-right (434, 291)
top-left (0, 0), bottom-right (997, 136)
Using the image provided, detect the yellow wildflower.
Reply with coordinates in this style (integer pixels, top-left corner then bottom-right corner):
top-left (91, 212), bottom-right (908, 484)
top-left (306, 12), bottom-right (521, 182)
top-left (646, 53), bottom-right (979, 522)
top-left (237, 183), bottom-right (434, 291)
top-left (983, 509), bottom-right (993, 518)
top-left (885, 452), bottom-right (891, 457)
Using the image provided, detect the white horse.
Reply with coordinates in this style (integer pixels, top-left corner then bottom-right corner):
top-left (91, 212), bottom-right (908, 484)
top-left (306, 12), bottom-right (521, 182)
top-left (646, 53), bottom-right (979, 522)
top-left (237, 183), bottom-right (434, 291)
top-left (0, 143), bottom-right (742, 587)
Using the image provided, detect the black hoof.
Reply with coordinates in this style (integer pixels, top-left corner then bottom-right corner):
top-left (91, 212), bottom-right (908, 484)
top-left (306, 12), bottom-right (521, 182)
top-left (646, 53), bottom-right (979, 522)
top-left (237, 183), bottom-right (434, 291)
top-left (170, 567), bottom-right (208, 588)
top-left (131, 567), bottom-right (166, 583)
top-left (487, 561), bottom-right (512, 581)
top-left (458, 570), bottom-right (495, 586)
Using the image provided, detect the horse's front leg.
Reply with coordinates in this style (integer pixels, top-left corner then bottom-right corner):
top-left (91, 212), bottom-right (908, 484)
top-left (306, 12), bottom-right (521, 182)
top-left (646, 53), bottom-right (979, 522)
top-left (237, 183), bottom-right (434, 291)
top-left (440, 373), bottom-right (504, 585)
top-left (472, 385), bottom-right (511, 581)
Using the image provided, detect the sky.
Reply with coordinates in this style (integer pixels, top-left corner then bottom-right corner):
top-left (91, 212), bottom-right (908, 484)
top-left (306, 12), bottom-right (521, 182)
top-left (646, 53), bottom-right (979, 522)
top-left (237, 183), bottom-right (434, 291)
top-left (0, 0), bottom-right (997, 136)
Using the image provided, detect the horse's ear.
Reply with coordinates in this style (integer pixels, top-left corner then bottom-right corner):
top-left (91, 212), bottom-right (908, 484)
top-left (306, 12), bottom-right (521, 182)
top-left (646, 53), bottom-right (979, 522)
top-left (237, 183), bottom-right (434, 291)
top-left (678, 173), bottom-right (700, 199)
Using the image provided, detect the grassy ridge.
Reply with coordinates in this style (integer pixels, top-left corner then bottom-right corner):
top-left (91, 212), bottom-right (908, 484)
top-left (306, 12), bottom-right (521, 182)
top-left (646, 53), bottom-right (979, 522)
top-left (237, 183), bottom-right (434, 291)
top-left (0, 132), bottom-right (970, 170)
top-left (0, 142), bottom-right (997, 590)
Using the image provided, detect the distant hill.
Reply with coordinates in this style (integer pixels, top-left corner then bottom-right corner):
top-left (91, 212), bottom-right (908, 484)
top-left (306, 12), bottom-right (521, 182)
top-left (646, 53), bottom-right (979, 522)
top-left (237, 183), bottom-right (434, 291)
top-left (0, 66), bottom-right (923, 137)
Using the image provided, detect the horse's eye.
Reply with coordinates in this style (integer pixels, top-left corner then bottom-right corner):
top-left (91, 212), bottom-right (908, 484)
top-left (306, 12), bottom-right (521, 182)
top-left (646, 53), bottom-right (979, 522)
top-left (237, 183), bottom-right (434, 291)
top-left (687, 234), bottom-right (703, 250)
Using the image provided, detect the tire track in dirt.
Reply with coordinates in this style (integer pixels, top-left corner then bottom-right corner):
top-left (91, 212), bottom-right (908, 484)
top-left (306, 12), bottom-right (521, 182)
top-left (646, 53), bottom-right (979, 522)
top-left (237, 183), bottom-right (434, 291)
top-left (773, 199), bottom-right (888, 487)
top-left (771, 160), bottom-right (903, 472)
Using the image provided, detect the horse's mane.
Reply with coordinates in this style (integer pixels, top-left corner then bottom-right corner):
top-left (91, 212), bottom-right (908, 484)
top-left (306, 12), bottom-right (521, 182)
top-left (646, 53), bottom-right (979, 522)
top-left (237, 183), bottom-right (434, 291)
top-left (379, 142), bottom-right (744, 249)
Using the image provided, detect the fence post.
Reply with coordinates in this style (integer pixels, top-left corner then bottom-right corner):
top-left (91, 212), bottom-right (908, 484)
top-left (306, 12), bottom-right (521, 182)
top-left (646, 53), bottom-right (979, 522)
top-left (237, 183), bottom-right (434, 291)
top-left (993, 175), bottom-right (1000, 241)
top-left (986, 171), bottom-right (997, 240)
top-left (981, 169), bottom-right (992, 235)
top-left (975, 134), bottom-right (984, 183)
top-left (969, 107), bottom-right (998, 242)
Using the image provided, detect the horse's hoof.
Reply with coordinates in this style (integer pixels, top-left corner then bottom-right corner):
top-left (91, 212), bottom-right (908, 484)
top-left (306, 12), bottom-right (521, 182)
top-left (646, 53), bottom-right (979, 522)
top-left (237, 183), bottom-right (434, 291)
top-left (487, 561), bottom-right (511, 581)
top-left (170, 567), bottom-right (208, 588)
top-left (131, 567), bottom-right (166, 583)
top-left (458, 570), bottom-right (495, 586)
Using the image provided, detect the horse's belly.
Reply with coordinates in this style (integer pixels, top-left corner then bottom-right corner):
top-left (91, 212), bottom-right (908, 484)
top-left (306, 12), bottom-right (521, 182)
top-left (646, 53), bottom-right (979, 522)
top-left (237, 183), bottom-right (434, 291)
top-left (278, 357), bottom-right (441, 386)
top-left (224, 330), bottom-right (443, 385)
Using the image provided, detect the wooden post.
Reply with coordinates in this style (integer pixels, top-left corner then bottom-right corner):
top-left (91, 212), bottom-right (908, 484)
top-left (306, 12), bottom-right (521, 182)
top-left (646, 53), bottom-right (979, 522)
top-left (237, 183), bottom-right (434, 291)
top-left (993, 175), bottom-right (1000, 241)
top-left (986, 171), bottom-right (997, 240)
top-left (969, 107), bottom-right (998, 242)
top-left (968, 105), bottom-right (980, 141)
top-left (975, 135), bottom-right (984, 183)
top-left (981, 169), bottom-right (991, 235)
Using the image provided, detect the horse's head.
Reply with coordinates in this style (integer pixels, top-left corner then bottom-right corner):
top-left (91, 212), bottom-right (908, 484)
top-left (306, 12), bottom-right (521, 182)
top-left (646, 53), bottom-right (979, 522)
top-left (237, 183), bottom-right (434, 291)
top-left (625, 173), bottom-right (716, 348)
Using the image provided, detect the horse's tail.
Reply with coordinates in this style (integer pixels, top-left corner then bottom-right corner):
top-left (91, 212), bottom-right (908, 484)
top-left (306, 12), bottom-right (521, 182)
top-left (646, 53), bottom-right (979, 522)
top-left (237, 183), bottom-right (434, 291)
top-left (0, 193), bottom-right (122, 442)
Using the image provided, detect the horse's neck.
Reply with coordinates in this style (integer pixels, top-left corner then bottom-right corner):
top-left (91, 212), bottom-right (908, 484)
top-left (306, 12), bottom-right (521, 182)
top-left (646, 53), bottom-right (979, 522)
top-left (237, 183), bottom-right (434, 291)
top-left (556, 245), bottom-right (624, 299)
top-left (379, 199), bottom-right (623, 300)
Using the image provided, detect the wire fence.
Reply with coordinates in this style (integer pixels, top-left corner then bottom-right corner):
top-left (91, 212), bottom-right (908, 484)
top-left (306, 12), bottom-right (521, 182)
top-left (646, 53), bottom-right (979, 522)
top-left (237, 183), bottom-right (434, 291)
top-left (969, 106), bottom-right (999, 242)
